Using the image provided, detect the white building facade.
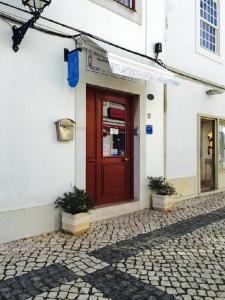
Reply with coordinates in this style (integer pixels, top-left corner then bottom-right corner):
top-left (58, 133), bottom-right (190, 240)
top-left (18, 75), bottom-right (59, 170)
top-left (163, 0), bottom-right (225, 197)
top-left (0, 0), bottom-right (224, 243)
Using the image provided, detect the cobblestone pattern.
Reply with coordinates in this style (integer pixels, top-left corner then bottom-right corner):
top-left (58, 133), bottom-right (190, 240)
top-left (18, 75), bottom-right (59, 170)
top-left (115, 220), bottom-right (225, 300)
top-left (89, 206), bottom-right (225, 264)
top-left (0, 193), bottom-right (225, 299)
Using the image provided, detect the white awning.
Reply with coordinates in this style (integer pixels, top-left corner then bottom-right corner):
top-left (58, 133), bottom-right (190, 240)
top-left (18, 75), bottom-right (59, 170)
top-left (80, 36), bottom-right (179, 86)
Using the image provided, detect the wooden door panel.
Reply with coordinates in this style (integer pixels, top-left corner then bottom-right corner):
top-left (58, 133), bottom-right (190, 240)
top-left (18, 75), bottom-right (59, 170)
top-left (86, 162), bottom-right (96, 200)
top-left (102, 163), bottom-right (127, 194)
top-left (86, 87), bottom-right (133, 206)
top-left (86, 89), bottom-right (96, 160)
top-left (86, 88), bottom-right (97, 202)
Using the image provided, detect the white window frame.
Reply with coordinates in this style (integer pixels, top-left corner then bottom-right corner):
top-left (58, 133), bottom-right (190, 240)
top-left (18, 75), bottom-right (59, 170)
top-left (89, 0), bottom-right (142, 25)
top-left (196, 0), bottom-right (222, 63)
top-left (200, 0), bottom-right (218, 53)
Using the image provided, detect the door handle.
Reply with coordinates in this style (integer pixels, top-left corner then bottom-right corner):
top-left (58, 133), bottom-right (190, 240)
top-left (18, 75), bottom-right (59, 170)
top-left (123, 158), bottom-right (130, 162)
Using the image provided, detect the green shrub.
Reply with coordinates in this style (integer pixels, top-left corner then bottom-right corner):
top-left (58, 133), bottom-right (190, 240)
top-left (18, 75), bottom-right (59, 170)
top-left (55, 187), bottom-right (94, 215)
top-left (148, 176), bottom-right (177, 196)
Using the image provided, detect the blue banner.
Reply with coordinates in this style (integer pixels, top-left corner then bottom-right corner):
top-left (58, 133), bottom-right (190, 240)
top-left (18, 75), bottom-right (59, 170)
top-left (68, 49), bottom-right (79, 88)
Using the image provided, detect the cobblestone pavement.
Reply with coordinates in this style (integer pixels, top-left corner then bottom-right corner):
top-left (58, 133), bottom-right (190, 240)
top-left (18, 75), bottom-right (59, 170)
top-left (0, 193), bottom-right (225, 300)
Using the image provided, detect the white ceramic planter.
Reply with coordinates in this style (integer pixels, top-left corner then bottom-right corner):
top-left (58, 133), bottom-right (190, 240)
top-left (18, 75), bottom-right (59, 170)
top-left (152, 194), bottom-right (174, 211)
top-left (62, 211), bottom-right (90, 234)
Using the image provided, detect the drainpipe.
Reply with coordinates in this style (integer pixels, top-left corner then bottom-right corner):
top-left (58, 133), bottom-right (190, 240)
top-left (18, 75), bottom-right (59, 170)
top-left (164, 83), bottom-right (168, 179)
top-left (144, 0), bottom-right (148, 95)
top-left (73, 37), bottom-right (77, 188)
top-left (164, 1), bottom-right (168, 179)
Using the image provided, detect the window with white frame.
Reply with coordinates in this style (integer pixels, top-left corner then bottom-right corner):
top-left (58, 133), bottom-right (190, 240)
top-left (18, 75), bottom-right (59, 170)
top-left (90, 0), bottom-right (141, 24)
top-left (200, 0), bottom-right (219, 53)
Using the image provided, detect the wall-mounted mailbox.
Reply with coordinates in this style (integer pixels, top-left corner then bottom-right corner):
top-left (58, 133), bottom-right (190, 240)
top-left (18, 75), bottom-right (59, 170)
top-left (55, 119), bottom-right (75, 141)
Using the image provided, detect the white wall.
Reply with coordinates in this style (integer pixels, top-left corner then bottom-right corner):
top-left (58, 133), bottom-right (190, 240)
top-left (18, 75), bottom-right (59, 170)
top-left (145, 0), bottom-right (166, 179)
top-left (164, 0), bottom-right (225, 180)
top-left (146, 0), bottom-right (166, 58)
top-left (2, 0), bottom-right (146, 53)
top-left (146, 82), bottom-right (165, 178)
top-left (0, 22), bottom-right (76, 211)
top-left (0, 0), bottom-right (148, 213)
top-left (167, 79), bottom-right (225, 179)
top-left (165, 0), bottom-right (225, 84)
top-left (2, 0), bottom-right (225, 220)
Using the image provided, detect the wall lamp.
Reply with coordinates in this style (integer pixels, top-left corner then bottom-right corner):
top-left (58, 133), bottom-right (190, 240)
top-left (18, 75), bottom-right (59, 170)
top-left (206, 89), bottom-right (224, 96)
top-left (12, 0), bottom-right (52, 52)
top-left (147, 94), bottom-right (155, 101)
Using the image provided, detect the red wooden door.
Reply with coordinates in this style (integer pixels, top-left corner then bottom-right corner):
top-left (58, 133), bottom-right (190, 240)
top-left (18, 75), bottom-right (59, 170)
top-left (86, 87), bottom-right (133, 206)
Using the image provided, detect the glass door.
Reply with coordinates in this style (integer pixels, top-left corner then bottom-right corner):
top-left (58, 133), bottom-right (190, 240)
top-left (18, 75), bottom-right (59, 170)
top-left (200, 118), bottom-right (216, 192)
top-left (102, 101), bottom-right (126, 158)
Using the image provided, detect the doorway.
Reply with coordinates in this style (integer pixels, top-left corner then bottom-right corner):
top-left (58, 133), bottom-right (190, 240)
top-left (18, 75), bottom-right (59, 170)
top-left (200, 118), bottom-right (216, 192)
top-left (86, 87), bottom-right (134, 206)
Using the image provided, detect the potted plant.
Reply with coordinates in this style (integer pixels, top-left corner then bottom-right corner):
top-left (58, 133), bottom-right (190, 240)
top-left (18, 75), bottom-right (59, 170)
top-left (148, 177), bottom-right (177, 211)
top-left (55, 187), bottom-right (94, 234)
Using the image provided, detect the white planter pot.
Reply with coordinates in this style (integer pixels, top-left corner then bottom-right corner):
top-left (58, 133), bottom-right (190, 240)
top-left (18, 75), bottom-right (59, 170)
top-left (62, 211), bottom-right (90, 234)
top-left (152, 194), bottom-right (174, 211)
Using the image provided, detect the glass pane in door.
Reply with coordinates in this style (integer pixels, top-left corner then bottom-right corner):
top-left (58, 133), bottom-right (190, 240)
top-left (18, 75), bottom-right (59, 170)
top-left (102, 101), bottom-right (126, 157)
top-left (218, 120), bottom-right (225, 171)
top-left (200, 118), bottom-right (216, 192)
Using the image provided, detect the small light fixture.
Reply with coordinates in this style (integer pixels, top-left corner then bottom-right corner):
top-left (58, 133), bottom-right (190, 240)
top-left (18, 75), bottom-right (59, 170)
top-left (22, 0), bottom-right (51, 13)
top-left (147, 94), bottom-right (155, 101)
top-left (206, 89), bottom-right (224, 96)
top-left (155, 42), bottom-right (162, 60)
top-left (155, 42), bottom-right (162, 55)
top-left (12, 0), bottom-right (52, 52)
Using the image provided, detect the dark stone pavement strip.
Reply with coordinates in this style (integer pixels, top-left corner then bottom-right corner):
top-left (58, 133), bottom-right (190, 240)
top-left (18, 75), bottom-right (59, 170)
top-left (0, 263), bottom-right (175, 300)
top-left (0, 264), bottom-right (76, 300)
top-left (89, 206), bottom-right (225, 264)
top-left (83, 265), bottom-right (176, 300)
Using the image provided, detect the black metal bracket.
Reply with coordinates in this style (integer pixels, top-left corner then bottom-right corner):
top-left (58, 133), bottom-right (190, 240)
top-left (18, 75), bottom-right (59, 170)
top-left (12, 11), bottom-right (40, 52)
top-left (64, 48), bottom-right (69, 62)
top-left (64, 48), bottom-right (82, 62)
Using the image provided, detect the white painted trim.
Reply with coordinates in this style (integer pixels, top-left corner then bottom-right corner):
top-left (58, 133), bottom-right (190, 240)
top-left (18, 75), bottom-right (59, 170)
top-left (0, 201), bottom-right (141, 244)
top-left (173, 189), bottom-right (223, 204)
top-left (77, 47), bottom-right (148, 210)
top-left (89, 200), bottom-right (140, 222)
top-left (0, 204), bottom-right (60, 244)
